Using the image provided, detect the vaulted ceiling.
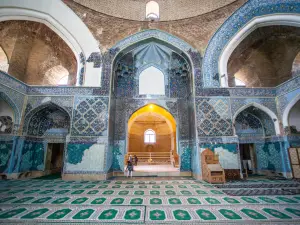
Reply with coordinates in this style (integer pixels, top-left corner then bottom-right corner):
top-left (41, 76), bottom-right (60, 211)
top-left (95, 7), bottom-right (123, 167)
top-left (0, 21), bottom-right (77, 86)
top-left (228, 26), bottom-right (300, 87)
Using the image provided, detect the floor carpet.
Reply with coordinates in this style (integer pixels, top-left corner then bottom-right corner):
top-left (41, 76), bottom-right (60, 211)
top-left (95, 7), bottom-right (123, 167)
top-left (0, 177), bottom-right (300, 224)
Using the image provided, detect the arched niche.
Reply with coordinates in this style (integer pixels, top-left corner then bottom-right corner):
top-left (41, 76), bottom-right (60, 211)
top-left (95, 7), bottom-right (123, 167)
top-left (0, 92), bottom-right (20, 128)
top-left (282, 94), bottom-right (300, 130)
top-left (202, 0), bottom-right (300, 87)
top-left (0, 21), bottom-right (77, 86)
top-left (25, 103), bottom-right (70, 137)
top-left (44, 65), bottom-right (75, 86)
top-left (0, 0), bottom-right (102, 86)
top-left (233, 103), bottom-right (280, 136)
top-left (288, 100), bottom-right (300, 134)
top-left (0, 98), bottom-right (14, 134)
top-left (0, 45), bottom-right (8, 72)
top-left (226, 25), bottom-right (300, 87)
top-left (112, 39), bottom-right (192, 98)
top-left (127, 104), bottom-right (178, 166)
top-left (139, 66), bottom-right (165, 95)
top-left (292, 52), bottom-right (300, 77)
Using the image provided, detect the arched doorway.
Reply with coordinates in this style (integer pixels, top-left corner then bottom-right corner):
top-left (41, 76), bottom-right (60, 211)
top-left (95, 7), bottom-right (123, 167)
top-left (0, 96), bottom-right (15, 177)
top-left (108, 30), bottom-right (197, 177)
top-left (233, 104), bottom-right (279, 178)
top-left (285, 98), bottom-right (300, 178)
top-left (126, 104), bottom-right (179, 172)
top-left (0, 98), bottom-right (14, 134)
top-left (23, 103), bottom-right (70, 178)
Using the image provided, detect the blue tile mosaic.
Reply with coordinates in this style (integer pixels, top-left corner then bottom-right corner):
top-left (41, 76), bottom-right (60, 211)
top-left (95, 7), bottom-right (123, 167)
top-left (196, 98), bottom-right (233, 136)
top-left (19, 140), bottom-right (46, 172)
top-left (0, 140), bottom-right (13, 173)
top-left (0, 23), bottom-right (300, 179)
top-left (71, 96), bottom-right (108, 136)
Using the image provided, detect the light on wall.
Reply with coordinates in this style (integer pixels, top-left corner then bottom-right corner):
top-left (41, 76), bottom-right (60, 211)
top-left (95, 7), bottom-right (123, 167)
top-left (146, 1), bottom-right (159, 21)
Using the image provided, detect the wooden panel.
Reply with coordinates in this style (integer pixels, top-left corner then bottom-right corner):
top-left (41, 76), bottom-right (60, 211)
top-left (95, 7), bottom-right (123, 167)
top-left (292, 165), bottom-right (300, 178)
top-left (289, 148), bottom-right (299, 164)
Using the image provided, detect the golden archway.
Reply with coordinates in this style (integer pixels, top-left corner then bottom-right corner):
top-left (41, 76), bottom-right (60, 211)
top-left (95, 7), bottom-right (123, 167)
top-left (126, 104), bottom-right (179, 167)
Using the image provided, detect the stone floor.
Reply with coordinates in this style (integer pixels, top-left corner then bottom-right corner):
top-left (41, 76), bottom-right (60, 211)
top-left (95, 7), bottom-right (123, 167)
top-left (0, 176), bottom-right (300, 224)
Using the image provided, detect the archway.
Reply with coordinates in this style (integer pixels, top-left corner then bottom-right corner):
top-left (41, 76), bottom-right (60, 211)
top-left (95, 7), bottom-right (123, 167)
top-left (23, 103), bottom-right (70, 178)
top-left (126, 104), bottom-right (179, 173)
top-left (233, 105), bottom-right (281, 178)
top-left (0, 46), bottom-right (8, 72)
top-left (202, 0), bottom-right (300, 87)
top-left (108, 30), bottom-right (197, 177)
top-left (0, 98), bottom-right (14, 134)
top-left (0, 96), bottom-right (15, 176)
top-left (283, 97), bottom-right (300, 178)
top-left (0, 21), bottom-right (77, 86)
top-left (0, 0), bottom-right (102, 86)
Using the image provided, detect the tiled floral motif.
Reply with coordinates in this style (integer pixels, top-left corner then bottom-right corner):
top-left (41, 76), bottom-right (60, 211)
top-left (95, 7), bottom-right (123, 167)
top-left (71, 97), bottom-right (108, 136)
top-left (255, 142), bottom-right (286, 173)
top-left (27, 105), bottom-right (70, 137)
top-left (179, 141), bottom-right (192, 171)
top-left (66, 143), bottom-right (93, 164)
top-left (0, 140), bottom-right (13, 173)
top-left (19, 140), bottom-right (45, 172)
top-left (196, 98), bottom-right (233, 136)
top-left (111, 141), bottom-right (125, 171)
top-left (235, 106), bottom-right (276, 138)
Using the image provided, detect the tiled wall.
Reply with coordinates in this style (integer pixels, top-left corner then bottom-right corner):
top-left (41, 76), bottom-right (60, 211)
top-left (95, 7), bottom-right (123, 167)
top-left (0, 20), bottom-right (300, 179)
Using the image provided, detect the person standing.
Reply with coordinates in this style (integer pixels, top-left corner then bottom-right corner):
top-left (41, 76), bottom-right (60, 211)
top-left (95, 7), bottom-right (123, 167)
top-left (134, 155), bottom-right (138, 166)
top-left (129, 154), bottom-right (133, 163)
top-left (126, 160), bottom-right (133, 178)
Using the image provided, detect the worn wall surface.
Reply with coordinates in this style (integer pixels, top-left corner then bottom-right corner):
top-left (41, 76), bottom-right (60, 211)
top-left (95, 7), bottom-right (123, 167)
top-left (65, 0), bottom-right (246, 54)
top-left (0, 21), bottom-right (77, 85)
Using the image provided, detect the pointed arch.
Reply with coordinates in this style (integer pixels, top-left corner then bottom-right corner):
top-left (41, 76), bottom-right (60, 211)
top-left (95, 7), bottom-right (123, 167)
top-left (0, 92), bottom-right (19, 124)
top-left (110, 29), bottom-right (199, 96)
top-left (0, 45), bottom-right (9, 72)
top-left (202, 0), bottom-right (300, 87)
top-left (0, 0), bottom-right (102, 86)
top-left (139, 66), bottom-right (165, 95)
top-left (282, 93), bottom-right (300, 129)
top-left (24, 102), bottom-right (71, 136)
top-left (232, 102), bottom-right (280, 135)
top-left (128, 103), bottom-right (176, 133)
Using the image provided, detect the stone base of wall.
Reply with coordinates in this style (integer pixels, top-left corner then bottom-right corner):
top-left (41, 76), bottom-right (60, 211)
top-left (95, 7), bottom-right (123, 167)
top-left (192, 173), bottom-right (202, 180)
top-left (62, 173), bottom-right (108, 181)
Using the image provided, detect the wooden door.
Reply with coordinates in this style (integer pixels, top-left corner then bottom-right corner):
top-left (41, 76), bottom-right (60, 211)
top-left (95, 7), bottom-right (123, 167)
top-left (289, 148), bottom-right (300, 178)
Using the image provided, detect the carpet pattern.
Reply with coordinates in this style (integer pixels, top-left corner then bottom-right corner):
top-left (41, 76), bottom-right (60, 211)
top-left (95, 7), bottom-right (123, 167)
top-left (0, 178), bottom-right (300, 224)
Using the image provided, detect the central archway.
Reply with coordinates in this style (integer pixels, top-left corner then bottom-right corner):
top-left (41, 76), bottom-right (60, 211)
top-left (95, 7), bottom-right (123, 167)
top-left (126, 104), bottom-right (179, 172)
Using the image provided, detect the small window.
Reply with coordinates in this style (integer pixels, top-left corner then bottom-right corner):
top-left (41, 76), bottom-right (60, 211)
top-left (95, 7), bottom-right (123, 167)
top-left (146, 1), bottom-right (159, 20)
top-left (58, 76), bottom-right (69, 85)
top-left (144, 129), bottom-right (156, 143)
top-left (139, 66), bottom-right (165, 95)
top-left (235, 78), bottom-right (246, 87)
